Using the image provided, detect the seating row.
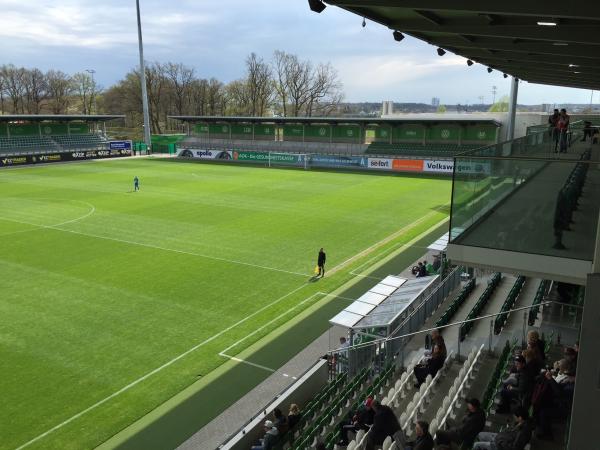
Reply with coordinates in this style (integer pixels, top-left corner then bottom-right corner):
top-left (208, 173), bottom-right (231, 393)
top-left (527, 280), bottom-right (550, 326)
top-left (432, 345), bottom-right (485, 436)
top-left (494, 276), bottom-right (526, 334)
top-left (435, 278), bottom-right (476, 328)
top-left (482, 341), bottom-right (515, 413)
top-left (293, 365), bottom-right (397, 450)
top-left (459, 273), bottom-right (502, 341)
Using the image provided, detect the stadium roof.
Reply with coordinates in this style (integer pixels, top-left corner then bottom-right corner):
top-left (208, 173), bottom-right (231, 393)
top-left (0, 114), bottom-right (125, 122)
top-left (319, 1), bottom-right (600, 91)
top-left (169, 116), bottom-right (501, 126)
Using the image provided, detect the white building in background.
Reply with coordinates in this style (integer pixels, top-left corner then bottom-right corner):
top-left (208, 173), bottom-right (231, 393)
top-left (381, 101), bottom-right (394, 116)
top-left (431, 97), bottom-right (440, 107)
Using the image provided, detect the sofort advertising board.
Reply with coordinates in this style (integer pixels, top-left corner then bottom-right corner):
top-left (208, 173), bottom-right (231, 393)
top-left (178, 149), bottom-right (233, 160)
top-left (367, 158), bottom-right (424, 172)
top-left (0, 149), bottom-right (132, 168)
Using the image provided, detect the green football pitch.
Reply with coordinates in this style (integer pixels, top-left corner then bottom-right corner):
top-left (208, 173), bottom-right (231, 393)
top-left (0, 158), bottom-right (450, 450)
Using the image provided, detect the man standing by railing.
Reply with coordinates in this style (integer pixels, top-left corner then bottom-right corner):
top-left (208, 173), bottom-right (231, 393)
top-left (557, 109), bottom-right (570, 153)
top-left (548, 109), bottom-right (560, 151)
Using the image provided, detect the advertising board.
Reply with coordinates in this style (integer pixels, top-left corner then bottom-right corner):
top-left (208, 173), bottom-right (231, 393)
top-left (232, 151), bottom-right (304, 164)
top-left (0, 149), bottom-right (132, 168)
top-left (177, 149), bottom-right (233, 159)
top-left (423, 159), bottom-right (491, 175)
top-left (109, 140), bottom-right (132, 150)
top-left (309, 155), bottom-right (366, 167)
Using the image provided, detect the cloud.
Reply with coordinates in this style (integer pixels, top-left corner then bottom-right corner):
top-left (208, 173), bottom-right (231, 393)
top-left (0, 0), bottom-right (592, 104)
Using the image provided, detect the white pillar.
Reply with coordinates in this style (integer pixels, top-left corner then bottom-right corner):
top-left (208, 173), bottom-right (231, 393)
top-left (506, 77), bottom-right (519, 140)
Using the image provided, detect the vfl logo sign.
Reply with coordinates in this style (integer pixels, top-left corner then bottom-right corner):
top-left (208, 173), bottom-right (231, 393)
top-left (72, 152), bottom-right (86, 158)
top-left (441, 129), bottom-right (450, 139)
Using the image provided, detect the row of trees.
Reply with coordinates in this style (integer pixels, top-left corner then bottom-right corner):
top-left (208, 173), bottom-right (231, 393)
top-left (0, 65), bottom-right (98, 115)
top-left (0, 51), bottom-right (344, 134)
top-left (102, 51), bottom-right (344, 133)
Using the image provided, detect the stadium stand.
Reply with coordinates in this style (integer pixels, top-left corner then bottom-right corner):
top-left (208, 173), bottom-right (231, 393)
top-left (0, 115), bottom-right (123, 156)
top-left (0, 134), bottom-right (109, 155)
top-left (218, 260), bottom-right (583, 450)
top-left (170, 116), bottom-right (500, 159)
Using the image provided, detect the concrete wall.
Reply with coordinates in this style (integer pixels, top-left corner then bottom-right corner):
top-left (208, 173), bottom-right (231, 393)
top-left (568, 273), bottom-right (600, 450)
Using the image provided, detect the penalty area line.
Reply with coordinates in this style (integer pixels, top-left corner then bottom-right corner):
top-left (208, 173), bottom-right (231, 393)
top-left (12, 282), bottom-right (310, 450)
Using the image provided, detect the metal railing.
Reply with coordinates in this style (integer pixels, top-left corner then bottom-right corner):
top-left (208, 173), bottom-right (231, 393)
top-left (328, 297), bottom-right (583, 377)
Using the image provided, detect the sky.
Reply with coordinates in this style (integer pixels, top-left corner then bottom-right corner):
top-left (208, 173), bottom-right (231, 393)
top-left (0, 0), bottom-right (596, 106)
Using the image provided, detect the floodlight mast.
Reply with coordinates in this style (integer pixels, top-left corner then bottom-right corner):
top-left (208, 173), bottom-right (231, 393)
top-left (136, 0), bottom-right (152, 152)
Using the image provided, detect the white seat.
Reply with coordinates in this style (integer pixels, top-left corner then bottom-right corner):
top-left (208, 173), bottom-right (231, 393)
top-left (412, 391), bottom-right (420, 405)
top-left (419, 383), bottom-right (427, 396)
top-left (382, 436), bottom-right (393, 450)
top-left (388, 387), bottom-right (396, 399)
top-left (442, 395), bottom-right (451, 409)
top-left (355, 429), bottom-right (365, 444)
top-left (389, 442), bottom-right (398, 450)
top-left (347, 441), bottom-right (357, 450)
top-left (395, 379), bottom-right (402, 391)
top-left (436, 409), bottom-right (445, 427)
top-left (448, 386), bottom-right (456, 399)
top-left (406, 402), bottom-right (414, 416)
top-left (400, 372), bottom-right (408, 383)
top-left (382, 396), bottom-right (389, 406)
top-left (429, 418), bottom-right (438, 435)
top-left (425, 374), bottom-right (432, 385)
top-left (400, 412), bottom-right (407, 428)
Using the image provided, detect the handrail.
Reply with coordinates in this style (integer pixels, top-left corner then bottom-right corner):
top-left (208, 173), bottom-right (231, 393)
top-left (438, 344), bottom-right (484, 431)
top-left (328, 300), bottom-right (582, 355)
top-left (405, 350), bottom-right (454, 428)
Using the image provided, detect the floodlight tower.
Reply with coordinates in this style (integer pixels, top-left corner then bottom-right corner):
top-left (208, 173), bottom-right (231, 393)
top-left (136, 0), bottom-right (152, 152)
top-left (85, 69), bottom-right (96, 114)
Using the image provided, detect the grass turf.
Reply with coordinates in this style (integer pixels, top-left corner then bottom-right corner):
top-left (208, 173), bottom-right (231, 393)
top-left (0, 158), bottom-right (450, 450)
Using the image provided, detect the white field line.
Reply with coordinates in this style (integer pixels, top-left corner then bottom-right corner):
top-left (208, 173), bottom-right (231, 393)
top-left (219, 292), bottom-right (324, 356)
top-left (326, 206), bottom-right (447, 278)
top-left (0, 200), bottom-right (96, 238)
top-left (0, 215), bottom-right (308, 278)
top-left (218, 290), bottom-right (357, 379)
top-left (13, 282), bottom-right (310, 450)
top-left (13, 209), bottom-right (446, 449)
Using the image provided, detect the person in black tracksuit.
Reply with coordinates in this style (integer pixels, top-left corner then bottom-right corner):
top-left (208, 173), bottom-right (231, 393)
top-left (317, 248), bottom-right (326, 277)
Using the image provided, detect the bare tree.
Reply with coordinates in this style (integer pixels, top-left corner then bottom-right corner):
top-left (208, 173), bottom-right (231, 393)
top-left (0, 72), bottom-right (6, 114)
top-left (225, 79), bottom-right (251, 115)
top-left (273, 50), bottom-right (291, 116)
top-left (1, 64), bottom-right (27, 113)
top-left (46, 70), bottom-right (74, 114)
top-left (286, 56), bottom-right (313, 116)
top-left (144, 62), bottom-right (169, 133)
top-left (189, 78), bottom-right (209, 115)
top-left (246, 53), bottom-right (274, 116)
top-left (165, 62), bottom-right (195, 115)
top-left (206, 78), bottom-right (225, 115)
top-left (72, 72), bottom-right (98, 114)
top-left (306, 63), bottom-right (343, 116)
top-left (23, 68), bottom-right (48, 114)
